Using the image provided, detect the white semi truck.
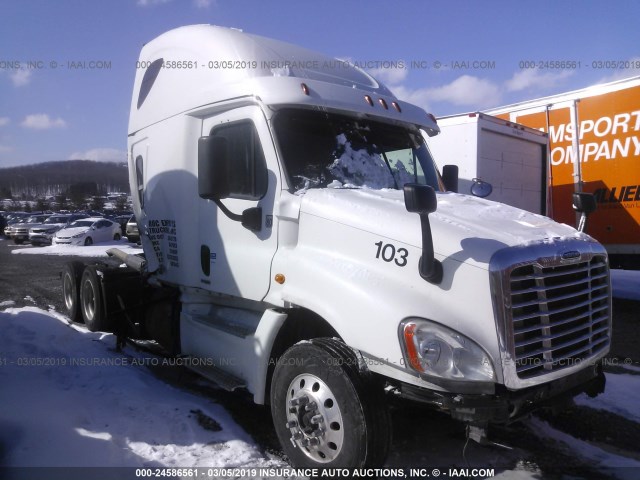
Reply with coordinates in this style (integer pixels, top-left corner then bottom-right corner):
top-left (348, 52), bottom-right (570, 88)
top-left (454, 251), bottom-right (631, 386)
top-left (61, 25), bottom-right (611, 468)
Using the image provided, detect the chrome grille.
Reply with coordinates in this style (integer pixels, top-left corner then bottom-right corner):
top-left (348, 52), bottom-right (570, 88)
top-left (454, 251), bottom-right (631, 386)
top-left (508, 255), bottom-right (610, 379)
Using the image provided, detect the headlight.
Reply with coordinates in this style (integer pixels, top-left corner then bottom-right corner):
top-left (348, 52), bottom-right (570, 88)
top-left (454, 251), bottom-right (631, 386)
top-left (72, 232), bottom-right (86, 238)
top-left (400, 319), bottom-right (495, 382)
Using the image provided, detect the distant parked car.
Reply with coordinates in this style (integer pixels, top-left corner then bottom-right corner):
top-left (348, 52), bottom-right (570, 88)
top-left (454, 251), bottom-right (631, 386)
top-left (29, 213), bottom-right (89, 246)
top-left (3, 213), bottom-right (30, 237)
top-left (125, 215), bottom-right (140, 243)
top-left (12, 214), bottom-right (51, 244)
top-left (52, 217), bottom-right (122, 246)
top-left (113, 214), bottom-right (132, 235)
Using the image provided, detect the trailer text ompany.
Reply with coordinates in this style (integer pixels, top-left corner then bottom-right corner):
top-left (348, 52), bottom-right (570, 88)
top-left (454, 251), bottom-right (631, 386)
top-left (549, 109), bottom-right (640, 164)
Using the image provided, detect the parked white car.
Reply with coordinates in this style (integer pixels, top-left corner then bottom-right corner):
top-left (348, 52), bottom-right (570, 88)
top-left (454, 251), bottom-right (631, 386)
top-left (29, 213), bottom-right (89, 246)
top-left (52, 217), bottom-right (122, 246)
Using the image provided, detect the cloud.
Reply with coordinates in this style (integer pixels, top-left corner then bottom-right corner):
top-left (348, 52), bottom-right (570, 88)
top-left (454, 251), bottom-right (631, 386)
top-left (194, 0), bottom-right (213, 7)
top-left (0, 117), bottom-right (10, 127)
top-left (505, 69), bottom-right (574, 92)
top-left (137, 0), bottom-right (171, 6)
top-left (10, 69), bottom-right (32, 87)
top-left (596, 57), bottom-right (640, 84)
top-left (21, 114), bottom-right (67, 129)
top-left (367, 65), bottom-right (409, 86)
top-left (393, 75), bottom-right (502, 112)
top-left (0, 144), bottom-right (12, 153)
top-left (68, 148), bottom-right (127, 162)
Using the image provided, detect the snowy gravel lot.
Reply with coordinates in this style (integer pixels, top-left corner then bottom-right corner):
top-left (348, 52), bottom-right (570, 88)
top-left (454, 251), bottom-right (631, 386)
top-left (1, 238), bottom-right (639, 479)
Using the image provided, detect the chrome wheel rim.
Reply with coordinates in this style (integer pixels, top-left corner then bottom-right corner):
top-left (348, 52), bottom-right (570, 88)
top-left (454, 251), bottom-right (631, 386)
top-left (285, 373), bottom-right (344, 463)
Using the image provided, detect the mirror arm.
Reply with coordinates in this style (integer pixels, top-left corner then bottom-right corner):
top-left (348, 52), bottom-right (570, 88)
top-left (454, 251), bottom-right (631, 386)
top-left (418, 214), bottom-right (443, 284)
top-left (214, 200), bottom-right (262, 232)
top-left (214, 199), bottom-right (242, 222)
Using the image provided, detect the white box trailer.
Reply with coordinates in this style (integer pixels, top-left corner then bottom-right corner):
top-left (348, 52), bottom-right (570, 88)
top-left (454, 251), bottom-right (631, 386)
top-left (60, 25), bottom-right (611, 469)
top-left (426, 112), bottom-right (549, 214)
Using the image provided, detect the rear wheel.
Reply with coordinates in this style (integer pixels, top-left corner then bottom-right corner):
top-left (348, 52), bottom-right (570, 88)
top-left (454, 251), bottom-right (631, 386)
top-left (61, 261), bottom-right (85, 322)
top-left (84, 237), bottom-right (93, 246)
top-left (113, 233), bottom-right (121, 241)
top-left (270, 338), bottom-right (391, 468)
top-left (80, 265), bottom-right (111, 332)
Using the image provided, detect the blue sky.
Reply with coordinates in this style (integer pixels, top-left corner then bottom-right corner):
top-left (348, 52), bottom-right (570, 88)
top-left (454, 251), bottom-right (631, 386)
top-left (0, 0), bottom-right (638, 167)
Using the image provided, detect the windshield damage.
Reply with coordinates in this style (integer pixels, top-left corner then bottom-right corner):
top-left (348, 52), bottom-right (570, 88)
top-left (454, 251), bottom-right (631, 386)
top-left (273, 109), bottom-right (441, 193)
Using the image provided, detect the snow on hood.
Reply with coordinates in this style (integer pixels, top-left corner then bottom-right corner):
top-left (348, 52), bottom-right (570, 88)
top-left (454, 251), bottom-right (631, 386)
top-left (299, 188), bottom-right (590, 268)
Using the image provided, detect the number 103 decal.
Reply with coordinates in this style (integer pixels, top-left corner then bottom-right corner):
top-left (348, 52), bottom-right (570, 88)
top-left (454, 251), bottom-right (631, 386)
top-left (374, 241), bottom-right (408, 267)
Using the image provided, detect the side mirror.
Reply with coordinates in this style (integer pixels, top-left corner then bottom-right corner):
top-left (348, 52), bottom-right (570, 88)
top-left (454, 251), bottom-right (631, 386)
top-left (404, 183), bottom-right (438, 214)
top-left (198, 136), bottom-right (230, 200)
top-left (403, 184), bottom-right (442, 284)
top-left (441, 165), bottom-right (459, 193)
top-left (572, 192), bottom-right (597, 233)
top-left (470, 178), bottom-right (493, 198)
top-left (572, 192), bottom-right (596, 215)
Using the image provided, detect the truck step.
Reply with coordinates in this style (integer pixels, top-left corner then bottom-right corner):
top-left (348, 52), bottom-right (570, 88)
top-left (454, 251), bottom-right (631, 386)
top-left (185, 359), bottom-right (247, 391)
top-left (189, 310), bottom-right (258, 338)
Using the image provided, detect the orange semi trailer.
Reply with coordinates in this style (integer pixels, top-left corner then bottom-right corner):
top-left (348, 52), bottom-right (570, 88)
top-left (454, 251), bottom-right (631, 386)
top-left (485, 76), bottom-right (640, 269)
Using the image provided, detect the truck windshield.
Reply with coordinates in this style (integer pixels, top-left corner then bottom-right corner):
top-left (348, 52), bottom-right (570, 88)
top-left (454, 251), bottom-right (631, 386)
top-left (273, 108), bottom-right (442, 192)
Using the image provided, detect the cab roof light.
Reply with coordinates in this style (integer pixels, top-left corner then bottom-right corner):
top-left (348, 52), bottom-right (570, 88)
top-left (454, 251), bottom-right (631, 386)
top-left (427, 113), bottom-right (438, 124)
top-left (364, 95), bottom-right (374, 107)
top-left (378, 98), bottom-right (388, 109)
top-left (392, 101), bottom-right (402, 113)
top-left (301, 83), bottom-right (310, 96)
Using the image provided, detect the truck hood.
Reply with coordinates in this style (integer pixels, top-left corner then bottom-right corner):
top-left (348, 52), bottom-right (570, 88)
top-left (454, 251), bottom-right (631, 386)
top-left (298, 188), bottom-right (589, 269)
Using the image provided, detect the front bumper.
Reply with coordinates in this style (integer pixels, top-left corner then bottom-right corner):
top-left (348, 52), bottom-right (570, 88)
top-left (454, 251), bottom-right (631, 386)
top-left (396, 361), bottom-right (605, 425)
top-left (29, 234), bottom-right (52, 245)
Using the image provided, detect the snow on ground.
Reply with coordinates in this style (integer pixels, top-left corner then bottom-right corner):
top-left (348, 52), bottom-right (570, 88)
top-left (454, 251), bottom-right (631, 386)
top-left (10, 239), bottom-right (143, 257)
top-left (575, 371), bottom-right (640, 423)
top-left (527, 417), bottom-right (640, 478)
top-left (0, 307), bottom-right (284, 470)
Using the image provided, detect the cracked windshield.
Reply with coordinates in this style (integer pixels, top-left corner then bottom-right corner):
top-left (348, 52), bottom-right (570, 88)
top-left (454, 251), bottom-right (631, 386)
top-left (273, 109), bottom-right (441, 192)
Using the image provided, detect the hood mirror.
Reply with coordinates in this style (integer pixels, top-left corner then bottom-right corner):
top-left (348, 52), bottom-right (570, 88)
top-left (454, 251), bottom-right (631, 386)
top-left (470, 178), bottom-right (493, 198)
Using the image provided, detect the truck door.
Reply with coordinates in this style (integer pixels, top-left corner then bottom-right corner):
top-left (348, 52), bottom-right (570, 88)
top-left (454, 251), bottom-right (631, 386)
top-left (199, 106), bottom-right (279, 301)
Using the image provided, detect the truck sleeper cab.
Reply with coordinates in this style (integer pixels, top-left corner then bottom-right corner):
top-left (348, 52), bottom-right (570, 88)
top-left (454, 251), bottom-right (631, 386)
top-left (61, 25), bottom-right (610, 469)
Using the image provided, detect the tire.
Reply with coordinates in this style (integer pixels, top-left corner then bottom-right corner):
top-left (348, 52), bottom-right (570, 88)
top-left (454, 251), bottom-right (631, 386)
top-left (14, 238), bottom-right (24, 245)
top-left (61, 261), bottom-right (85, 323)
top-left (113, 233), bottom-right (121, 241)
top-left (270, 338), bottom-right (391, 468)
top-left (84, 237), bottom-right (93, 246)
top-left (80, 265), bottom-right (111, 332)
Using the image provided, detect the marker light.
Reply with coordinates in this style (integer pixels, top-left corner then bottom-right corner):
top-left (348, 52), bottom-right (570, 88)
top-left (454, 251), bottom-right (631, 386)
top-left (364, 95), bottom-right (374, 107)
top-left (275, 273), bottom-right (285, 284)
top-left (392, 101), bottom-right (402, 112)
top-left (301, 83), bottom-right (310, 96)
top-left (378, 98), bottom-right (388, 109)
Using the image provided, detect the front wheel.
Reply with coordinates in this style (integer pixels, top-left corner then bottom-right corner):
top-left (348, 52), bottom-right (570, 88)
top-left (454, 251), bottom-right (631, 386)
top-left (270, 338), bottom-right (391, 468)
top-left (113, 233), bottom-right (121, 241)
top-left (84, 237), bottom-right (93, 246)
